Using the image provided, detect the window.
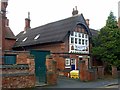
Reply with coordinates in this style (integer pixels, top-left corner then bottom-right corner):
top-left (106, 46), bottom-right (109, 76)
top-left (16, 38), bottom-right (19, 41)
top-left (71, 32), bottom-right (74, 36)
top-left (75, 38), bottom-right (77, 44)
top-left (34, 34), bottom-right (40, 40)
top-left (82, 39), bottom-right (84, 45)
top-left (85, 34), bottom-right (88, 38)
top-left (65, 58), bottom-right (70, 66)
top-left (82, 34), bottom-right (84, 38)
top-left (22, 37), bottom-right (28, 42)
top-left (85, 40), bottom-right (88, 45)
top-left (71, 58), bottom-right (75, 65)
top-left (4, 55), bottom-right (16, 64)
top-left (71, 38), bottom-right (74, 44)
top-left (23, 31), bottom-right (26, 34)
top-left (79, 33), bottom-right (81, 37)
top-left (79, 39), bottom-right (81, 44)
top-left (75, 32), bottom-right (77, 37)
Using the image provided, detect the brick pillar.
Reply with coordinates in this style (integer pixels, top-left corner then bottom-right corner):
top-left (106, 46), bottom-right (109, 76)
top-left (112, 66), bottom-right (118, 78)
top-left (97, 66), bottom-right (104, 79)
top-left (27, 58), bottom-right (35, 74)
top-left (79, 60), bottom-right (87, 81)
top-left (92, 66), bottom-right (98, 80)
top-left (87, 68), bottom-right (97, 81)
top-left (46, 56), bottom-right (57, 85)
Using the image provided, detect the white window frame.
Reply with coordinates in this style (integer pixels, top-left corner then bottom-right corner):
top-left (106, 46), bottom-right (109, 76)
top-left (22, 37), bottom-right (28, 42)
top-left (65, 58), bottom-right (70, 66)
top-left (65, 58), bottom-right (71, 68)
top-left (34, 34), bottom-right (40, 40)
top-left (69, 31), bottom-right (89, 54)
top-left (71, 37), bottom-right (74, 44)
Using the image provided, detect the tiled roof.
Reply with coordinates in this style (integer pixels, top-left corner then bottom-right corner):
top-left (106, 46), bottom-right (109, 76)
top-left (5, 26), bottom-right (16, 39)
top-left (14, 14), bottom-right (92, 48)
top-left (90, 28), bottom-right (99, 37)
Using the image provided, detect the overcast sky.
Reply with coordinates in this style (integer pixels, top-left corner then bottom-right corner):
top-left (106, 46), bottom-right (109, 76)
top-left (6, 0), bottom-right (120, 35)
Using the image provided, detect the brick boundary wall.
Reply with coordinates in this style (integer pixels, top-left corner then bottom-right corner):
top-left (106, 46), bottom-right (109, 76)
top-left (2, 74), bottom-right (35, 89)
top-left (1, 64), bottom-right (36, 89)
top-left (1, 51), bottom-right (36, 89)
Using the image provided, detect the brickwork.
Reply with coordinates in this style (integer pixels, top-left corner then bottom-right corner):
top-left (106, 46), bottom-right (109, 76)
top-left (16, 52), bottom-right (30, 64)
top-left (79, 59), bottom-right (97, 81)
top-left (53, 54), bottom-right (65, 71)
top-left (46, 57), bottom-right (57, 85)
top-left (79, 60), bottom-right (87, 81)
top-left (97, 66), bottom-right (104, 79)
top-left (112, 66), bottom-right (118, 78)
top-left (27, 58), bottom-right (35, 74)
top-left (2, 75), bottom-right (35, 89)
top-left (118, 17), bottom-right (120, 28)
top-left (1, 51), bottom-right (36, 89)
top-left (5, 39), bottom-right (16, 50)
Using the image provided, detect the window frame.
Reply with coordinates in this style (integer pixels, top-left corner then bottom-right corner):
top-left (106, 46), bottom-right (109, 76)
top-left (65, 58), bottom-right (71, 66)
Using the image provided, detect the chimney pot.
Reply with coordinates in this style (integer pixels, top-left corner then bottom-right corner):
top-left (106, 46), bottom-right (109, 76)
top-left (72, 6), bottom-right (78, 16)
top-left (86, 19), bottom-right (89, 27)
top-left (24, 12), bottom-right (31, 31)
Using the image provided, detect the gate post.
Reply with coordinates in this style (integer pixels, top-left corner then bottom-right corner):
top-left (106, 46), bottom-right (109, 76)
top-left (46, 55), bottom-right (57, 85)
top-left (112, 66), bottom-right (118, 78)
top-left (97, 66), bottom-right (104, 79)
top-left (79, 60), bottom-right (87, 81)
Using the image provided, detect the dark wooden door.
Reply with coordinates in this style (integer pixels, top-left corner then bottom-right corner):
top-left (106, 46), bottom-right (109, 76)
top-left (31, 50), bottom-right (50, 83)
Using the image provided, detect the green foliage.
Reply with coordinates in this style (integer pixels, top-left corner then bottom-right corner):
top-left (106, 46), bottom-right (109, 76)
top-left (106, 12), bottom-right (118, 29)
top-left (92, 11), bottom-right (120, 70)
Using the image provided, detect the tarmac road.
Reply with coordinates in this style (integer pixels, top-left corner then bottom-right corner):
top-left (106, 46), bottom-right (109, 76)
top-left (39, 76), bottom-right (119, 88)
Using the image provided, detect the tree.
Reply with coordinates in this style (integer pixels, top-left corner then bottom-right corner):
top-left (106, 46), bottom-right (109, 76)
top-left (92, 11), bottom-right (120, 72)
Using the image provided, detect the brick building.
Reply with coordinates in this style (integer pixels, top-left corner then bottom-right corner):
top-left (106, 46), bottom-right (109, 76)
top-left (13, 7), bottom-right (98, 76)
top-left (0, 1), bottom-right (36, 89)
top-left (0, 0), bottom-right (16, 65)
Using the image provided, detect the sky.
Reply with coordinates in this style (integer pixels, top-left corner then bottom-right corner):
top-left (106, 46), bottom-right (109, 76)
top-left (6, 0), bottom-right (120, 35)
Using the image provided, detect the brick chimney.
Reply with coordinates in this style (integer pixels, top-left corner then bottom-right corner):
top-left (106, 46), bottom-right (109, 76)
top-left (5, 17), bottom-right (9, 26)
top-left (85, 19), bottom-right (89, 27)
top-left (72, 6), bottom-right (78, 16)
top-left (24, 12), bottom-right (31, 31)
top-left (0, 0), bottom-right (8, 64)
top-left (118, 1), bottom-right (120, 28)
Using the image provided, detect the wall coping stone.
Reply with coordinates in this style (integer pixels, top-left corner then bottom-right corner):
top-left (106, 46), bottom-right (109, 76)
top-left (1, 72), bottom-right (34, 77)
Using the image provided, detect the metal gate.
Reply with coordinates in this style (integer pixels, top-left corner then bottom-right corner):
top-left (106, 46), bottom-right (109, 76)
top-left (30, 50), bottom-right (50, 84)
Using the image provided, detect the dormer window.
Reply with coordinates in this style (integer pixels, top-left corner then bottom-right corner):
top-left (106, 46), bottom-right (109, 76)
top-left (23, 31), bottom-right (26, 34)
top-left (22, 37), bottom-right (28, 42)
top-left (34, 34), bottom-right (40, 40)
top-left (16, 38), bottom-right (19, 42)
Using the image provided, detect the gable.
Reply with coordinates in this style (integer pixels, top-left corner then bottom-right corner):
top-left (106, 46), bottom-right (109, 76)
top-left (5, 27), bottom-right (16, 39)
top-left (13, 14), bottom-right (91, 48)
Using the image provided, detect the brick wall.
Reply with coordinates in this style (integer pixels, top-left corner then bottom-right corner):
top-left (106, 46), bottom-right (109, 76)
top-left (1, 51), bottom-right (36, 89)
top-left (1, 64), bottom-right (36, 89)
top-left (30, 42), bottom-right (67, 53)
top-left (112, 66), bottom-right (118, 78)
top-left (5, 39), bottom-right (16, 50)
top-left (2, 75), bottom-right (35, 89)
